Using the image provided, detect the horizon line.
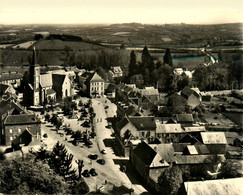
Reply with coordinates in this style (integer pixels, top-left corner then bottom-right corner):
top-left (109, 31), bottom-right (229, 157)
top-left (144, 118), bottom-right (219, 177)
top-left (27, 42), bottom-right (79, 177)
top-left (0, 22), bottom-right (242, 26)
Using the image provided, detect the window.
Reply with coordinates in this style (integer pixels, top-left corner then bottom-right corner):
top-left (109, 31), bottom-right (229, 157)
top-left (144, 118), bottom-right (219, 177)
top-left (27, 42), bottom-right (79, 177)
top-left (10, 136), bottom-right (13, 141)
top-left (9, 129), bottom-right (12, 133)
top-left (18, 129), bottom-right (21, 133)
top-left (141, 132), bottom-right (145, 136)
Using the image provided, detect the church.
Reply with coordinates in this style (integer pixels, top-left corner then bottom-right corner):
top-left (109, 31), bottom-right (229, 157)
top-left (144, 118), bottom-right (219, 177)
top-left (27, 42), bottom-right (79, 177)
top-left (23, 47), bottom-right (72, 106)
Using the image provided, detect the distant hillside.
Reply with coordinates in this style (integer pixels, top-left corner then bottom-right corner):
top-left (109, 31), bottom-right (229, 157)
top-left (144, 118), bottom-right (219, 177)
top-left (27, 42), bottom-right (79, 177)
top-left (30, 39), bottom-right (105, 51)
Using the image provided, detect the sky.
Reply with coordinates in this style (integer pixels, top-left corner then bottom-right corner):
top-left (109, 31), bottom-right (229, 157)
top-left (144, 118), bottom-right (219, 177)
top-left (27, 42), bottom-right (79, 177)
top-left (0, 0), bottom-right (242, 24)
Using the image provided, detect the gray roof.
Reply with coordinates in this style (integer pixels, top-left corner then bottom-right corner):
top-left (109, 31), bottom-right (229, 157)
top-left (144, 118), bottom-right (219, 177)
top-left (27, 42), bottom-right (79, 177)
top-left (184, 177), bottom-right (243, 195)
top-left (129, 116), bottom-right (156, 131)
top-left (40, 73), bottom-right (52, 88)
top-left (200, 132), bottom-right (227, 144)
top-left (0, 73), bottom-right (23, 81)
top-left (176, 114), bottom-right (194, 123)
top-left (4, 114), bottom-right (40, 125)
top-left (156, 123), bottom-right (184, 134)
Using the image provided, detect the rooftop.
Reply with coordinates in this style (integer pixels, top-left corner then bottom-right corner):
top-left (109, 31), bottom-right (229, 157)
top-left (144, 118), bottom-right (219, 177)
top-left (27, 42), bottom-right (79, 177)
top-left (200, 132), bottom-right (227, 144)
top-left (4, 114), bottom-right (40, 125)
top-left (184, 177), bottom-right (243, 195)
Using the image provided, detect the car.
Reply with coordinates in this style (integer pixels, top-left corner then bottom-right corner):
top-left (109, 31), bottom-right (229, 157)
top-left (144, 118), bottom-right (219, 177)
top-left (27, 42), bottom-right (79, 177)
top-left (120, 165), bottom-right (127, 172)
top-left (101, 149), bottom-right (107, 154)
top-left (105, 125), bottom-right (111, 129)
top-left (88, 154), bottom-right (98, 160)
top-left (82, 169), bottom-right (90, 177)
top-left (96, 159), bottom-right (105, 165)
top-left (89, 168), bottom-right (98, 176)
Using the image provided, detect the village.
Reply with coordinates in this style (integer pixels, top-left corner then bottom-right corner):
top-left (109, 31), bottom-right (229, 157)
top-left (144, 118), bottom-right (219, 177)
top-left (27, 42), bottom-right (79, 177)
top-left (0, 34), bottom-right (242, 195)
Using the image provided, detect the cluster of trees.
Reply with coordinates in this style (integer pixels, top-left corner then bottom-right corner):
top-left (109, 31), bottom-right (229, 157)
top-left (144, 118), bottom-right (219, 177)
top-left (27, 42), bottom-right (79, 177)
top-left (128, 46), bottom-right (175, 92)
top-left (62, 97), bottom-right (77, 116)
top-left (68, 49), bottom-right (129, 72)
top-left (0, 141), bottom-right (89, 194)
top-left (193, 52), bottom-right (242, 90)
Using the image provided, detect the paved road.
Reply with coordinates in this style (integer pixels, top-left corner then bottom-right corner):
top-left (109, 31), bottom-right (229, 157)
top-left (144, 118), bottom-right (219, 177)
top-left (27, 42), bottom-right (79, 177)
top-left (92, 98), bottom-right (147, 194)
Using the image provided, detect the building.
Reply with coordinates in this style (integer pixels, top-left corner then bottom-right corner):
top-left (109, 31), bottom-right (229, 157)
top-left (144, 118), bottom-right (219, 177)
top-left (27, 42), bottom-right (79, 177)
top-left (52, 74), bottom-right (71, 99)
top-left (3, 114), bottom-right (41, 147)
top-left (109, 66), bottom-right (123, 78)
top-left (0, 83), bottom-right (16, 100)
top-left (0, 99), bottom-right (41, 146)
top-left (180, 86), bottom-right (201, 109)
top-left (0, 72), bottom-right (23, 88)
top-left (23, 48), bottom-right (71, 106)
top-left (86, 73), bottom-right (105, 97)
top-left (130, 141), bottom-right (226, 193)
top-left (181, 177), bottom-right (243, 195)
top-left (176, 114), bottom-right (194, 126)
top-left (199, 132), bottom-right (227, 154)
top-left (115, 116), bottom-right (156, 156)
top-left (155, 123), bottom-right (185, 143)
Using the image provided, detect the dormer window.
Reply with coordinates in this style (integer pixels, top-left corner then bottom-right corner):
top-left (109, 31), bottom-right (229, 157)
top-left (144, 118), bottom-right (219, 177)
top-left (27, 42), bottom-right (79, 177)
top-left (160, 159), bottom-right (165, 164)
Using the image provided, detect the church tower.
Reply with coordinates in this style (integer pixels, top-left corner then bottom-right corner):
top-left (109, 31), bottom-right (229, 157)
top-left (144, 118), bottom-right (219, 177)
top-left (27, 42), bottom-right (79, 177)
top-left (29, 46), bottom-right (40, 105)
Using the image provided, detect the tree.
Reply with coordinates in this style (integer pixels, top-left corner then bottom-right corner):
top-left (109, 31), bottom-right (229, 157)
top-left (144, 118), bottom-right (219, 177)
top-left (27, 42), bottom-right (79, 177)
top-left (141, 46), bottom-right (155, 73)
top-left (164, 48), bottom-right (173, 67)
top-left (34, 34), bottom-right (43, 40)
top-left (177, 77), bottom-right (189, 91)
top-left (45, 113), bottom-right (50, 121)
top-left (34, 146), bottom-right (50, 161)
top-left (128, 50), bottom-right (137, 76)
top-left (158, 166), bottom-right (183, 195)
top-left (49, 142), bottom-right (77, 182)
top-left (0, 154), bottom-right (68, 194)
top-left (96, 66), bottom-right (108, 81)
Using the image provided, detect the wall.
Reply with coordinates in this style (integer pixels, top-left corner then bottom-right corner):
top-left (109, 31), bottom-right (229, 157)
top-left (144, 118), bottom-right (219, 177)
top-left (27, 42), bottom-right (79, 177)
top-left (4, 123), bottom-right (41, 146)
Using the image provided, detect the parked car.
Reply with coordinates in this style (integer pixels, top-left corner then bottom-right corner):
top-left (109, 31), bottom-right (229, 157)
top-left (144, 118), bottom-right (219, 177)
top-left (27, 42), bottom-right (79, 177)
top-left (105, 125), bottom-right (111, 129)
top-left (97, 159), bottom-right (105, 165)
top-left (89, 168), bottom-right (98, 176)
top-left (120, 165), bottom-right (127, 172)
top-left (82, 169), bottom-right (90, 177)
top-left (101, 149), bottom-right (107, 154)
top-left (88, 154), bottom-right (98, 160)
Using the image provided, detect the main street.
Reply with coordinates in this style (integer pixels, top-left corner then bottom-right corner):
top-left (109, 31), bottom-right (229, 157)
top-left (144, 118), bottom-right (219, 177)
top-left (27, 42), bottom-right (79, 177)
top-left (40, 97), bottom-right (146, 194)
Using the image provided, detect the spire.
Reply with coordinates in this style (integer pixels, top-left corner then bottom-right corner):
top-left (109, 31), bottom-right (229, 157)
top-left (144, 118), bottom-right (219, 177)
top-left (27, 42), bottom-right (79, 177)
top-left (31, 46), bottom-right (37, 65)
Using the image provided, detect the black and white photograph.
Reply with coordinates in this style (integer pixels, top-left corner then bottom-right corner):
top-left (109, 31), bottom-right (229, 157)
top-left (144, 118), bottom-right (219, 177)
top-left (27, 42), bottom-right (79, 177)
top-left (0, 0), bottom-right (242, 194)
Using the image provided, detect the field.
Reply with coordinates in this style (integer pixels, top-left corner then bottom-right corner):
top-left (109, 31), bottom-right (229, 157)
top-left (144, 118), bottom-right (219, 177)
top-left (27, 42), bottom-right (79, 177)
top-left (0, 23), bottom-right (242, 73)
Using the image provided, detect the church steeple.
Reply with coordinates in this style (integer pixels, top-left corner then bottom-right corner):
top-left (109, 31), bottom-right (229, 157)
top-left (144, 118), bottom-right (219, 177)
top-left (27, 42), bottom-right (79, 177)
top-left (31, 46), bottom-right (37, 65)
top-left (29, 46), bottom-right (40, 90)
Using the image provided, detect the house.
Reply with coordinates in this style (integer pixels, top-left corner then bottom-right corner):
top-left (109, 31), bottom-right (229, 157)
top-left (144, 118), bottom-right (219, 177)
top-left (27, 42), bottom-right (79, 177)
top-left (130, 141), bottom-right (226, 193)
top-left (181, 177), bottom-right (243, 195)
top-left (115, 116), bottom-right (156, 156)
top-left (130, 141), bottom-right (169, 191)
top-left (0, 84), bottom-right (16, 100)
top-left (176, 114), bottom-right (194, 126)
top-left (109, 66), bottom-right (123, 78)
top-left (3, 114), bottom-right (41, 147)
top-left (180, 86), bottom-right (201, 109)
top-left (140, 87), bottom-right (159, 102)
top-left (52, 74), bottom-right (71, 99)
top-left (0, 99), bottom-right (41, 147)
top-left (199, 132), bottom-right (227, 154)
top-left (155, 123), bottom-right (185, 143)
top-left (86, 73), bottom-right (105, 97)
top-left (174, 68), bottom-right (184, 76)
top-left (105, 83), bottom-right (116, 98)
top-left (0, 72), bottom-right (23, 88)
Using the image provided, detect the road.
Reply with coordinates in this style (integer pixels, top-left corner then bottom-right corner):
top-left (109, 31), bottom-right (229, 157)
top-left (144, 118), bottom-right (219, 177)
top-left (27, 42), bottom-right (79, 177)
top-left (39, 97), bottom-right (147, 194)
top-left (92, 98), bottom-right (147, 194)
